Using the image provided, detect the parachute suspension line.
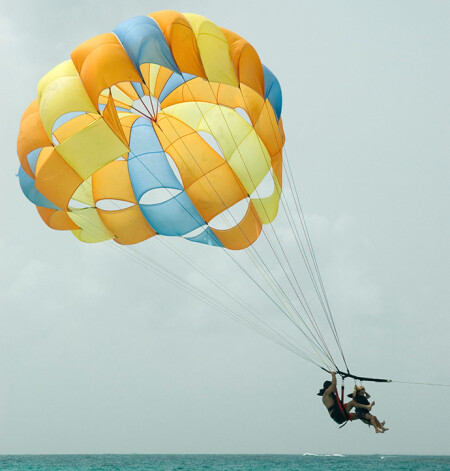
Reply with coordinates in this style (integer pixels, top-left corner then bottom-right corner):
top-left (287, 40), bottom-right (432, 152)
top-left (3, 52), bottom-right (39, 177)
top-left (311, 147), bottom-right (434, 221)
top-left (70, 202), bottom-right (321, 364)
top-left (109, 108), bottom-right (333, 368)
top-left (146, 64), bottom-right (159, 120)
top-left (126, 136), bottom-right (326, 363)
top-left (158, 81), bottom-right (337, 370)
top-left (128, 245), bottom-right (323, 363)
top-left (146, 92), bottom-right (329, 354)
top-left (130, 119), bottom-right (334, 370)
top-left (234, 88), bottom-right (343, 360)
top-left (232, 219), bottom-right (335, 365)
top-left (123, 154), bottom-right (302, 355)
top-left (130, 94), bottom-right (152, 120)
top-left (133, 78), bottom-right (158, 121)
top-left (251, 91), bottom-right (349, 373)
top-left (65, 99), bottom-right (333, 368)
top-left (185, 78), bottom-right (338, 368)
top-left (103, 80), bottom-right (336, 369)
top-left (124, 241), bottom-right (317, 363)
top-left (222, 248), bottom-right (336, 369)
top-left (282, 148), bottom-right (350, 372)
top-left (275, 162), bottom-right (350, 368)
top-left (252, 122), bottom-right (334, 334)
top-left (278, 191), bottom-right (332, 328)
top-left (218, 214), bottom-right (332, 362)
top-left (282, 159), bottom-right (344, 353)
top-left (245, 232), bottom-right (337, 367)
top-left (147, 104), bottom-right (336, 369)
top-left (154, 236), bottom-right (325, 363)
top-left (277, 192), bottom-right (335, 346)
top-left (228, 85), bottom-right (341, 365)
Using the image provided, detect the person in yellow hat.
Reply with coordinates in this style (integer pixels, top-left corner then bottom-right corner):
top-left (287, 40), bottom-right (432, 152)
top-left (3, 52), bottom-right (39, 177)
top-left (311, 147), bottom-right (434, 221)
top-left (349, 385), bottom-right (389, 433)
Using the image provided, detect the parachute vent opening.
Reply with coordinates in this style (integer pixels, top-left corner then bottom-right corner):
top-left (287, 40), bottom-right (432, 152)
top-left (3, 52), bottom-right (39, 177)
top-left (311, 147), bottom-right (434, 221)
top-left (96, 199), bottom-right (135, 211)
top-left (165, 152), bottom-right (184, 186)
top-left (234, 107), bottom-right (253, 126)
top-left (198, 130), bottom-right (225, 159)
top-left (181, 225), bottom-right (209, 239)
top-left (139, 187), bottom-right (182, 205)
top-left (68, 199), bottom-right (92, 210)
top-left (250, 168), bottom-right (276, 200)
top-left (208, 198), bottom-right (250, 230)
top-left (51, 111), bottom-right (89, 136)
top-left (131, 95), bottom-right (161, 121)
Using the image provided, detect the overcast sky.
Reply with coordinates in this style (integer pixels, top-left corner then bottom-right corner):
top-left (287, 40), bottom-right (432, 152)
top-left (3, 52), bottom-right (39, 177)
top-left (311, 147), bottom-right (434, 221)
top-left (1, 0), bottom-right (449, 456)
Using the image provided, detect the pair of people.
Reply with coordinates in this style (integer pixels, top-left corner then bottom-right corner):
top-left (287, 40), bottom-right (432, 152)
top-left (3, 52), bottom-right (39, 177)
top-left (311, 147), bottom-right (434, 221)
top-left (318, 372), bottom-right (388, 433)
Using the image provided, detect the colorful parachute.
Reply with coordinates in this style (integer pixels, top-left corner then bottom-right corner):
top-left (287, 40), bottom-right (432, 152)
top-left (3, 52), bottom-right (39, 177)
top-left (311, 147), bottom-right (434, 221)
top-left (17, 10), bottom-right (285, 250)
top-left (16, 11), bottom-right (363, 377)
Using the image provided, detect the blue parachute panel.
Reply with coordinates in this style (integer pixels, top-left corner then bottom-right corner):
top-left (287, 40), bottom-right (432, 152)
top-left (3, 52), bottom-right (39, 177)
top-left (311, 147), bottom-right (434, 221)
top-left (127, 118), bottom-right (183, 201)
top-left (159, 73), bottom-right (197, 103)
top-left (139, 191), bottom-right (205, 236)
top-left (262, 64), bottom-right (282, 120)
top-left (128, 152), bottom-right (183, 201)
top-left (27, 148), bottom-right (41, 176)
top-left (114, 16), bottom-right (180, 75)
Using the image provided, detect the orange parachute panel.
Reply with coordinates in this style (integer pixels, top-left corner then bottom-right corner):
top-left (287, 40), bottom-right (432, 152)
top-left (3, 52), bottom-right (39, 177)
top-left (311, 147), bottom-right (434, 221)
top-left (150, 10), bottom-right (207, 79)
top-left (97, 206), bottom-right (156, 245)
top-left (211, 202), bottom-right (262, 250)
top-left (17, 100), bottom-right (52, 178)
top-left (92, 160), bottom-right (137, 204)
top-left (185, 162), bottom-right (248, 223)
top-left (37, 206), bottom-right (80, 231)
top-left (71, 33), bottom-right (143, 108)
top-left (220, 27), bottom-right (265, 97)
top-left (34, 147), bottom-right (83, 210)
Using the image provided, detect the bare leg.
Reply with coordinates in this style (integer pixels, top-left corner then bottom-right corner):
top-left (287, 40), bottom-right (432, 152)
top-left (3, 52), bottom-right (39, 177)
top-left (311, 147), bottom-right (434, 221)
top-left (365, 413), bottom-right (384, 433)
top-left (368, 414), bottom-right (388, 431)
top-left (371, 417), bottom-right (383, 433)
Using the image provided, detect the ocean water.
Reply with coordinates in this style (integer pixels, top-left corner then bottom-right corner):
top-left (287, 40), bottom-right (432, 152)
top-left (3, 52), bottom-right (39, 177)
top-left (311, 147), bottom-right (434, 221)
top-left (0, 454), bottom-right (448, 471)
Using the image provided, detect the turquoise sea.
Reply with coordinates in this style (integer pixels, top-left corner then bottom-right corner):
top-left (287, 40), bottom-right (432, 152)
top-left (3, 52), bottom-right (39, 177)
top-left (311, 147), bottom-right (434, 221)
top-left (0, 455), bottom-right (448, 470)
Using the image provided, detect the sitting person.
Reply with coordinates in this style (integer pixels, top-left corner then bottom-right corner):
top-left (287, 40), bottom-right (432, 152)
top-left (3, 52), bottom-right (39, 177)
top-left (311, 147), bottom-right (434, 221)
top-left (318, 372), bottom-right (373, 425)
top-left (349, 385), bottom-right (389, 433)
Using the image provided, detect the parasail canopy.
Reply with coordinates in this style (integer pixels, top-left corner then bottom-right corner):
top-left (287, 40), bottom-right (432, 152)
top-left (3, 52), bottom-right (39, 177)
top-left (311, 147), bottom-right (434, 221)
top-left (17, 11), bottom-right (284, 251)
top-left (17, 10), bottom-right (360, 378)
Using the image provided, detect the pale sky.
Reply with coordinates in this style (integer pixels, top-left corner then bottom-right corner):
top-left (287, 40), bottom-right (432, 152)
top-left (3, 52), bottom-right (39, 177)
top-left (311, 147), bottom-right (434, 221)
top-left (1, 0), bottom-right (449, 455)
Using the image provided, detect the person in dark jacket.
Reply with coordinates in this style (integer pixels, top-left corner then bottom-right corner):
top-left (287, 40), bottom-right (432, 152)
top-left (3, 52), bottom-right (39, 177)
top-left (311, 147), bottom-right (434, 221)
top-left (349, 385), bottom-right (388, 433)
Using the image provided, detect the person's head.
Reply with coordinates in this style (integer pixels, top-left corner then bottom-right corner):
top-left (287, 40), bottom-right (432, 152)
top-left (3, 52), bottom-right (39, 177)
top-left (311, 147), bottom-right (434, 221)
top-left (346, 385), bottom-right (366, 398)
top-left (317, 380), bottom-right (332, 396)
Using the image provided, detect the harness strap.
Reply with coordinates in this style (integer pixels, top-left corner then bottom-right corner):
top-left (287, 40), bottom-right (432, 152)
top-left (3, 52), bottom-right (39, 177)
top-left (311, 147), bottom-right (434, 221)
top-left (334, 384), bottom-right (350, 424)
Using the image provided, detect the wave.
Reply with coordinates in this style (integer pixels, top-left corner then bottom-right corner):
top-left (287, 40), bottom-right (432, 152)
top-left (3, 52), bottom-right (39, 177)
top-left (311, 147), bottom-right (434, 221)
top-left (302, 453), bottom-right (345, 458)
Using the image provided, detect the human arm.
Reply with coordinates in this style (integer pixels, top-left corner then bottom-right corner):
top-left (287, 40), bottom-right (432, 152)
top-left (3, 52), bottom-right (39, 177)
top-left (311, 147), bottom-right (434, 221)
top-left (354, 399), bottom-right (373, 410)
top-left (324, 371), bottom-right (337, 396)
